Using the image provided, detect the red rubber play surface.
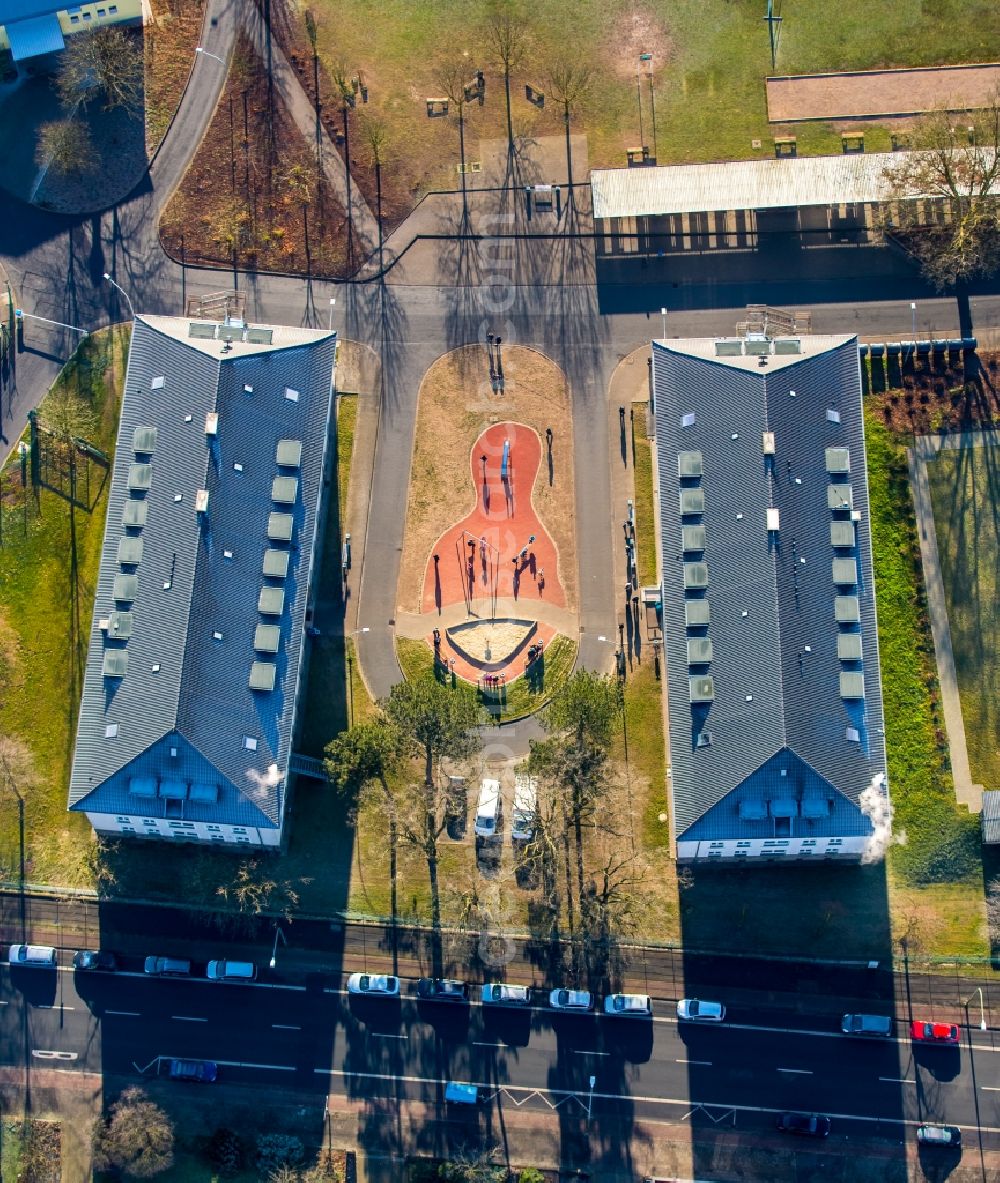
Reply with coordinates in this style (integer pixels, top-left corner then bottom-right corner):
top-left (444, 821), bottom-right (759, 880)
top-left (421, 422), bottom-right (566, 683)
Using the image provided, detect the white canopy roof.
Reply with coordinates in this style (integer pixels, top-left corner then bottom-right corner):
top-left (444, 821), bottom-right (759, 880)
top-left (592, 152), bottom-right (918, 219)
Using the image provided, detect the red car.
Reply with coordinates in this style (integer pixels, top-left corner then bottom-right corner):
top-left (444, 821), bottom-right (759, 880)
top-left (910, 1020), bottom-right (959, 1045)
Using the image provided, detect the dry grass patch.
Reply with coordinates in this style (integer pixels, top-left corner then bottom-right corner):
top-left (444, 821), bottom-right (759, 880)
top-left (398, 345), bottom-right (577, 613)
top-left (145, 0), bottom-right (207, 154)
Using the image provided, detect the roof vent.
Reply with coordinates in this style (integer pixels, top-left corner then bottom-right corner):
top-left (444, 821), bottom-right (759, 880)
top-left (250, 661), bottom-right (277, 691)
top-left (681, 412), bottom-right (696, 428)
top-left (826, 408), bottom-right (841, 423)
top-left (244, 384), bottom-right (254, 394)
top-left (205, 412), bottom-right (219, 436)
top-left (151, 376), bottom-right (165, 390)
top-left (276, 439), bottom-right (303, 468)
top-left (762, 432), bottom-right (775, 455)
top-left (102, 650), bottom-right (128, 678)
top-left (766, 507), bottom-right (780, 531)
top-left (104, 723), bottom-right (119, 738)
top-left (195, 488), bottom-right (210, 513)
top-left (133, 426), bottom-right (158, 454)
top-left (284, 387), bottom-right (300, 403)
top-left (243, 735), bottom-right (258, 751)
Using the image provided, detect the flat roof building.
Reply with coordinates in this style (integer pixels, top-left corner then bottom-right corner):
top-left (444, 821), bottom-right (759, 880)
top-left (67, 315), bottom-right (337, 848)
top-left (652, 333), bottom-right (889, 863)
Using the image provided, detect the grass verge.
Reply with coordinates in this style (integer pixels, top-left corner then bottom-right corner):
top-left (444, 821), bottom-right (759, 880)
top-left (145, 0), bottom-right (207, 155)
top-left (631, 400), bottom-right (657, 588)
top-left (0, 327), bottom-right (129, 888)
top-left (864, 412), bottom-right (986, 956)
top-left (925, 441), bottom-right (1000, 792)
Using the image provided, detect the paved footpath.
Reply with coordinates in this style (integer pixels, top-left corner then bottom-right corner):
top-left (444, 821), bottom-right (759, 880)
top-left (907, 430), bottom-right (997, 813)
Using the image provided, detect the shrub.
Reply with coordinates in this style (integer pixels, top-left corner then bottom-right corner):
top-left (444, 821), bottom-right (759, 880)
top-left (206, 1127), bottom-right (244, 1176)
top-left (519, 1170), bottom-right (547, 1183)
top-left (256, 1134), bottom-right (304, 1177)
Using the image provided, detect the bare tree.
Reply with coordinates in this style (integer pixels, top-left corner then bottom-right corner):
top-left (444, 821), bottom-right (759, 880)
top-left (882, 99), bottom-right (1000, 289)
top-left (433, 53), bottom-right (480, 226)
top-left (36, 119), bottom-right (96, 177)
top-left (330, 61), bottom-right (358, 266)
top-left (212, 857), bottom-right (304, 936)
top-left (484, 0), bottom-right (529, 158)
top-left (92, 1088), bottom-right (174, 1178)
top-left (57, 26), bottom-right (143, 114)
top-left (360, 113), bottom-right (389, 269)
top-left (544, 54), bottom-right (593, 207)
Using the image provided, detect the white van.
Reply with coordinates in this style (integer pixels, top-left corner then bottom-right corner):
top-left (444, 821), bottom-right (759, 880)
top-left (474, 778), bottom-right (502, 839)
top-left (510, 776), bottom-right (537, 842)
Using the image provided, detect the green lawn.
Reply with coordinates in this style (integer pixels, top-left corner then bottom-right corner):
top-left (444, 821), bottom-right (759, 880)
top-left (301, 0), bottom-right (1000, 189)
top-left (0, 327), bottom-right (130, 888)
top-left (864, 414), bottom-right (987, 957)
top-left (631, 400), bottom-right (657, 589)
top-left (396, 633), bottom-right (577, 721)
top-left (925, 441), bottom-right (1000, 793)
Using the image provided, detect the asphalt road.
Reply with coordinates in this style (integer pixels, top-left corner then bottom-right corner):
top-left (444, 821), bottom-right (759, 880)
top-left (5, 957), bottom-right (1000, 1148)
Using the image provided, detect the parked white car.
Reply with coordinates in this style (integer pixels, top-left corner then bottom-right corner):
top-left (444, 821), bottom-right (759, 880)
top-left (604, 993), bottom-right (652, 1017)
top-left (481, 982), bottom-right (530, 1006)
top-left (347, 973), bottom-right (400, 996)
top-left (676, 998), bottom-right (725, 1022)
top-left (8, 944), bottom-right (57, 967)
top-left (549, 988), bottom-right (593, 1012)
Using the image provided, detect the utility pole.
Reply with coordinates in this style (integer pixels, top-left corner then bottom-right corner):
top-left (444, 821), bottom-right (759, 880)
top-left (764, 0), bottom-right (782, 72)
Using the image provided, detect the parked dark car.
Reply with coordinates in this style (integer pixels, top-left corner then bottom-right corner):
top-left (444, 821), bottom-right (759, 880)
top-left (73, 950), bottom-right (116, 971)
top-left (166, 1059), bottom-right (217, 1083)
top-left (776, 1112), bottom-right (831, 1138)
top-left (416, 978), bottom-right (469, 1003)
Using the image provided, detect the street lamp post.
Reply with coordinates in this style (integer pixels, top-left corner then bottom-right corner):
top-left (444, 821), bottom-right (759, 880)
top-left (346, 626), bottom-right (370, 727)
top-left (660, 306), bottom-right (667, 339)
top-left (587, 1074), bottom-right (596, 1119)
top-left (328, 297), bottom-right (337, 332)
top-left (102, 272), bottom-right (135, 321)
top-left (0, 754), bottom-right (26, 938)
top-left (909, 300), bottom-right (917, 364)
top-left (966, 986), bottom-right (988, 1031)
top-left (269, 923), bottom-right (287, 969)
top-left (195, 46), bottom-right (226, 66)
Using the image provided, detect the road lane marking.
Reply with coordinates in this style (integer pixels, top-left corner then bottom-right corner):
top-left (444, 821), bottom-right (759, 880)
top-left (879, 1077), bottom-right (916, 1084)
top-left (106, 1010), bottom-right (141, 1017)
top-left (272, 1024), bottom-right (301, 1031)
top-left (777, 1068), bottom-right (813, 1075)
top-left (171, 1015), bottom-right (207, 1022)
top-left (473, 1040), bottom-right (502, 1047)
top-left (31, 1050), bottom-right (78, 1061)
top-left (370, 1032), bottom-right (406, 1039)
top-left (574, 1050), bottom-right (611, 1056)
top-left (36, 1005), bottom-right (75, 1010)
top-left (317, 1067), bottom-right (1000, 1133)
top-left (677, 1059), bottom-right (712, 1066)
top-left (982, 1086), bottom-right (1000, 1092)
top-left (213, 1060), bottom-right (295, 1072)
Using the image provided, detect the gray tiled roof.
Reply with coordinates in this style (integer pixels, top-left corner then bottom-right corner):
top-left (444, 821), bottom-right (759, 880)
top-left (653, 335), bottom-right (887, 840)
top-left (68, 316), bottom-right (336, 831)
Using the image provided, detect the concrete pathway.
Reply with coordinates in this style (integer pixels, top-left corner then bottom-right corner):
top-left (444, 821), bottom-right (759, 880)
top-left (395, 596), bottom-right (577, 639)
top-left (907, 430), bottom-right (997, 813)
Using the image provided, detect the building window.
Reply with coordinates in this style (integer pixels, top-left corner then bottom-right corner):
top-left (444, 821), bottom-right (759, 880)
top-left (121, 826), bottom-right (136, 834)
top-left (206, 825), bottom-right (221, 832)
top-left (115, 815), bottom-right (131, 824)
top-left (70, 14), bottom-right (80, 22)
top-left (83, 11), bottom-right (92, 19)
top-left (232, 827), bottom-right (247, 834)
top-left (98, 8), bottom-right (106, 15)
top-left (109, 3), bottom-right (118, 10)
top-left (211, 835), bottom-right (225, 842)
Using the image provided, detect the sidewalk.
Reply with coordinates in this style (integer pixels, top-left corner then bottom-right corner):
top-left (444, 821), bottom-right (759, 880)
top-left (907, 432), bottom-right (990, 813)
top-left (328, 1091), bottom-right (1000, 1183)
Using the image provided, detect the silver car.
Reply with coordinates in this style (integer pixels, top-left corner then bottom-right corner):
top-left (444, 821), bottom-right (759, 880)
top-left (8, 944), bottom-right (56, 967)
top-left (549, 988), bottom-right (593, 1012)
top-left (347, 973), bottom-right (400, 996)
top-left (481, 982), bottom-right (530, 1006)
top-left (677, 998), bottom-right (725, 1022)
top-left (604, 992), bottom-right (652, 1017)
